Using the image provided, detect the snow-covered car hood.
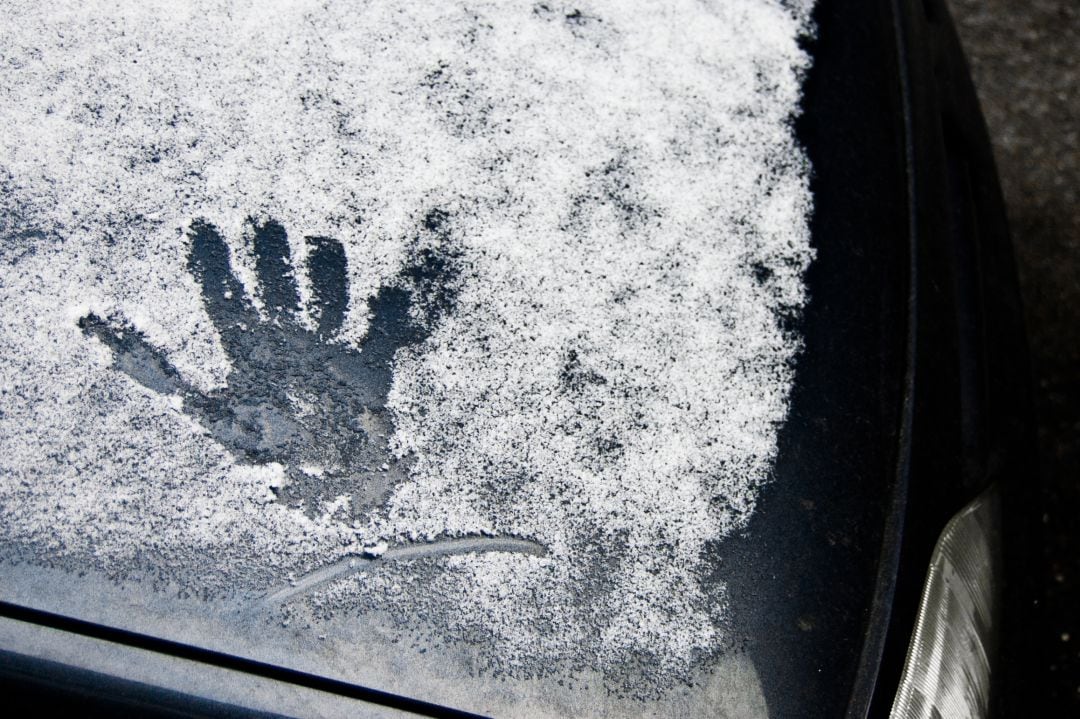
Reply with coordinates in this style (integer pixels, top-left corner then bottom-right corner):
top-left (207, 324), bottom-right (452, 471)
top-left (0, 1), bottom-right (910, 716)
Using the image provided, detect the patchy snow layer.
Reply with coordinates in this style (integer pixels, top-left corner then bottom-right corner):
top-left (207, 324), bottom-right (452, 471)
top-left (0, 0), bottom-right (816, 691)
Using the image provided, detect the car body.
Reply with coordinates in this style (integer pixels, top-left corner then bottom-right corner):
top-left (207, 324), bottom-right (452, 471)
top-left (0, 0), bottom-right (1034, 717)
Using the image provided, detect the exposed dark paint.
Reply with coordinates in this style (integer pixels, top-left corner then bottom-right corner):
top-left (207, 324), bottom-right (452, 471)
top-left (707, 2), bottom-right (1032, 718)
top-left (709, 1), bottom-right (910, 717)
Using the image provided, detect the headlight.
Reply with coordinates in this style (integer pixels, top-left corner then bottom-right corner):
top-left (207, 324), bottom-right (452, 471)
top-left (889, 484), bottom-right (1002, 719)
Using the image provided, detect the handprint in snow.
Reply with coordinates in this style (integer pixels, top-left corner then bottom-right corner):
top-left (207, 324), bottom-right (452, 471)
top-left (80, 211), bottom-right (459, 520)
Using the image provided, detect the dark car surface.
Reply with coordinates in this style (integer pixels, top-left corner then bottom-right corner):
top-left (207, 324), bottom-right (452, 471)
top-left (0, 0), bottom-right (1033, 717)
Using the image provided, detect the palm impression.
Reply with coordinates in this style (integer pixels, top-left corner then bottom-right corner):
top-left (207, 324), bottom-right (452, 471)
top-left (80, 213), bottom-right (457, 521)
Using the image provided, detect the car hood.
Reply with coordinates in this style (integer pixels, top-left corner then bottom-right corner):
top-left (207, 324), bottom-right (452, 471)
top-left (0, 1), bottom-right (911, 717)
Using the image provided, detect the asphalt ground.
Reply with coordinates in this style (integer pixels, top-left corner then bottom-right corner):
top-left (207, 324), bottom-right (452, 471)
top-left (946, 0), bottom-right (1080, 713)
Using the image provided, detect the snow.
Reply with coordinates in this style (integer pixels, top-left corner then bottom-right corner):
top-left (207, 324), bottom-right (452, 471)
top-left (0, 0), bottom-right (816, 693)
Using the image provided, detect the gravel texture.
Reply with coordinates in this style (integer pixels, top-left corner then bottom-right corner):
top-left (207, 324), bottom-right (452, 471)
top-left (947, 0), bottom-right (1080, 713)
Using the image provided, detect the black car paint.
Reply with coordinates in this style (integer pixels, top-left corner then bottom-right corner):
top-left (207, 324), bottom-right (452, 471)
top-left (714, 0), bottom-right (909, 717)
top-left (864, 0), bottom-right (1035, 716)
top-left (691, 0), bottom-right (1031, 715)
top-left (719, 0), bottom-right (1032, 717)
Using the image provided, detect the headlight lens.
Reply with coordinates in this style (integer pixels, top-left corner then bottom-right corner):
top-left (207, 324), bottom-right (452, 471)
top-left (889, 484), bottom-right (1002, 719)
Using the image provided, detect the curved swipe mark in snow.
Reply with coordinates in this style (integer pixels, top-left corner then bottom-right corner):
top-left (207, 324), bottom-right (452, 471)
top-left (261, 537), bottom-right (548, 607)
